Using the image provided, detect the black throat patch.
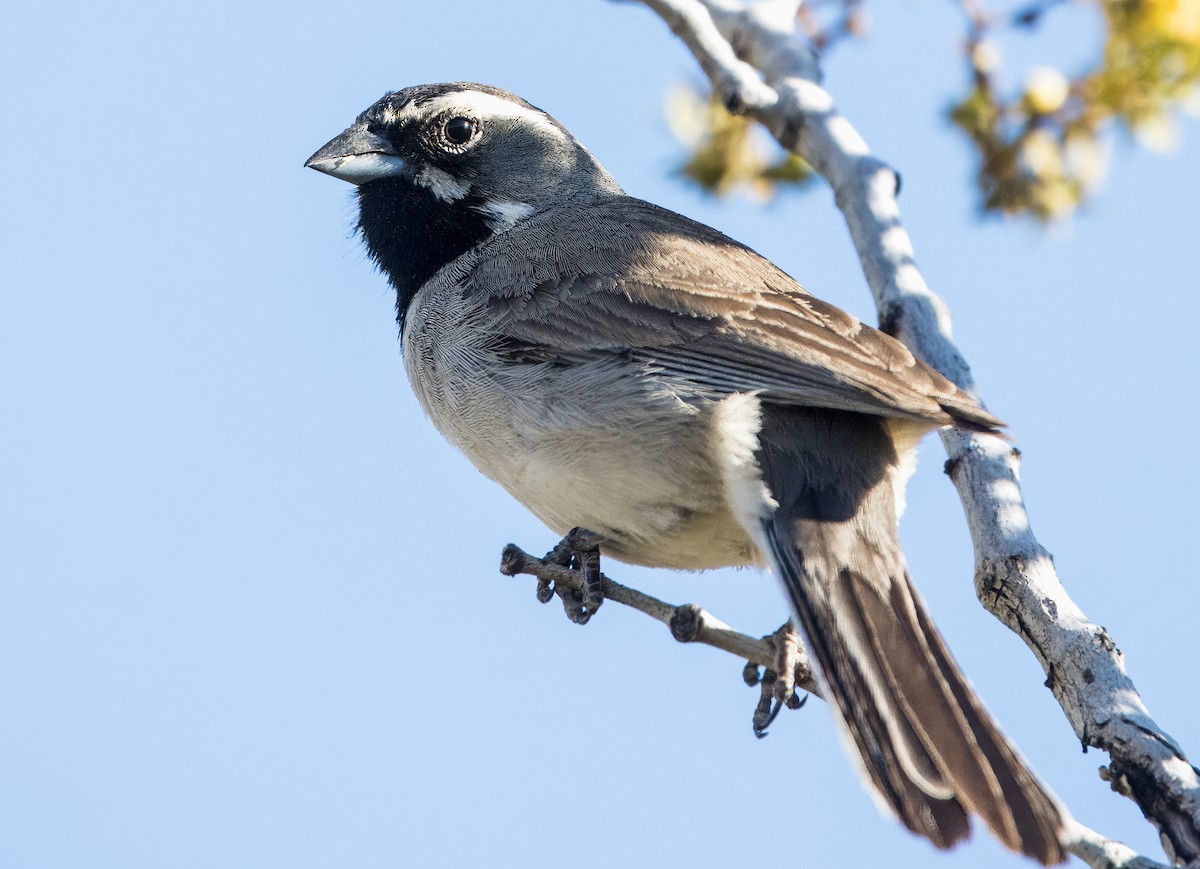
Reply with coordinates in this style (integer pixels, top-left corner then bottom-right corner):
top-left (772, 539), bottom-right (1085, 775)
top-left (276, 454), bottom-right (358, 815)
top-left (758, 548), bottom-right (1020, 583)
top-left (356, 177), bottom-right (494, 334)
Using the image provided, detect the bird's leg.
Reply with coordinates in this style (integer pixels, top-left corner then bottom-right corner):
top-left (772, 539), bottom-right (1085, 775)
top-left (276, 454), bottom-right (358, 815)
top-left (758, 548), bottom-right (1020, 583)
top-left (538, 527), bottom-right (605, 624)
top-left (745, 621), bottom-right (809, 737)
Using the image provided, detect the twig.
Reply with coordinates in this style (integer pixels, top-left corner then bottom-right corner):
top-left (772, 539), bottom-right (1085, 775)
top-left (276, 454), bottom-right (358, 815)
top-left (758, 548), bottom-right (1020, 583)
top-left (499, 543), bottom-right (820, 697)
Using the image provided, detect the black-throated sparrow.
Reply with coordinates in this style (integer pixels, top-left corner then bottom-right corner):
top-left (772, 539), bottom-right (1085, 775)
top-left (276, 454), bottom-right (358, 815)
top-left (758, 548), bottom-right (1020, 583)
top-left (306, 83), bottom-right (1065, 863)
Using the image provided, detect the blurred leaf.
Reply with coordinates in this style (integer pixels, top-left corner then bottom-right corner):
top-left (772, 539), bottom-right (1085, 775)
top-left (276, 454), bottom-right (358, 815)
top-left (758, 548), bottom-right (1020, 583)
top-left (943, 0), bottom-right (1200, 220)
top-left (667, 85), bottom-right (814, 200)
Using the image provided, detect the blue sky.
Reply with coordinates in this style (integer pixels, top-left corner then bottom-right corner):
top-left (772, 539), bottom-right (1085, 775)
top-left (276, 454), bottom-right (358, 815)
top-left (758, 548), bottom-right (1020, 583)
top-left (2, 2), bottom-right (1197, 868)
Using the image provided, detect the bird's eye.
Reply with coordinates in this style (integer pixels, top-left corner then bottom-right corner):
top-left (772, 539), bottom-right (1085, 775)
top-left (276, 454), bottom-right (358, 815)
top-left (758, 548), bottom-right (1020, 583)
top-left (443, 116), bottom-right (477, 146)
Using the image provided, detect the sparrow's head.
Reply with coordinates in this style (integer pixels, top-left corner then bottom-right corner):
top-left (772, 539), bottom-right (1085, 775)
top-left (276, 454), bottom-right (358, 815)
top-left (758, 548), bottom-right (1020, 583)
top-left (306, 83), bottom-right (620, 210)
top-left (306, 84), bottom-right (621, 316)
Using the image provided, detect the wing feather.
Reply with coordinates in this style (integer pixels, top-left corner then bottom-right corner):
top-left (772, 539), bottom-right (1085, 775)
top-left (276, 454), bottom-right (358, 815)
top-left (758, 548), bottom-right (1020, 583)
top-left (468, 197), bottom-right (1000, 430)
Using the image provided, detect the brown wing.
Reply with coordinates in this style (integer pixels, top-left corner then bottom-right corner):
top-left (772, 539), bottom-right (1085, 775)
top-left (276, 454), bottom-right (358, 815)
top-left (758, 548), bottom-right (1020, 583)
top-left (467, 197), bottom-right (1000, 430)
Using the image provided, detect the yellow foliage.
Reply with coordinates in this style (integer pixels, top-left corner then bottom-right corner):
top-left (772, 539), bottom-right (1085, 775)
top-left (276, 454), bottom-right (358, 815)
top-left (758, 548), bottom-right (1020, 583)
top-left (666, 86), bottom-right (812, 199)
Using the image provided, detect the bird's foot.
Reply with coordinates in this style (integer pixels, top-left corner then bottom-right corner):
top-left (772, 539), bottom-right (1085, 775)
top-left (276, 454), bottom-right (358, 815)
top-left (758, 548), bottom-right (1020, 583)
top-left (494, 527), bottom-right (609, 625)
top-left (744, 621), bottom-right (808, 738)
top-left (536, 527), bottom-right (605, 624)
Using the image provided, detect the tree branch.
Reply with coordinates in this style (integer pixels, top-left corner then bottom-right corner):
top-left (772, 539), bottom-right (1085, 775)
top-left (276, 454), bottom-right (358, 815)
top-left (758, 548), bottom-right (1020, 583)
top-left (629, 0), bottom-right (1200, 864)
top-left (1062, 822), bottom-right (1174, 869)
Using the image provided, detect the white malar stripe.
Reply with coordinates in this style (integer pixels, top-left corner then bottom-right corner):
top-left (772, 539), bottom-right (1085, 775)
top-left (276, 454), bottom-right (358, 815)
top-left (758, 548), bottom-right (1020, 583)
top-left (474, 199), bottom-right (535, 232)
top-left (415, 166), bottom-right (469, 201)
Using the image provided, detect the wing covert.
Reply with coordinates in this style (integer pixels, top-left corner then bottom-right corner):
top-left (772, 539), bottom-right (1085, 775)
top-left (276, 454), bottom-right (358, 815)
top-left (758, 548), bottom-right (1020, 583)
top-left (466, 197), bottom-right (1000, 430)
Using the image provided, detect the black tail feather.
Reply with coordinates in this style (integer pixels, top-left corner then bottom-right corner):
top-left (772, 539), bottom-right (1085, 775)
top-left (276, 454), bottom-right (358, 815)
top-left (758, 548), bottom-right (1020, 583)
top-left (755, 406), bottom-right (1064, 864)
top-left (764, 521), bottom-right (972, 850)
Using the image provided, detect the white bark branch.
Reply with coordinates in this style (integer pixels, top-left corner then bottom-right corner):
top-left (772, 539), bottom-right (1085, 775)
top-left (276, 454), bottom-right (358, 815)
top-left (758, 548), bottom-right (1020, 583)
top-left (1063, 820), bottom-right (1174, 869)
top-left (629, 0), bottom-right (1200, 865)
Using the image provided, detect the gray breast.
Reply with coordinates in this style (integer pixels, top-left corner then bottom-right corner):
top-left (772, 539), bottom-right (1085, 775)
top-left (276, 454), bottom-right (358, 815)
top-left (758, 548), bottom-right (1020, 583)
top-left (401, 273), bottom-right (758, 570)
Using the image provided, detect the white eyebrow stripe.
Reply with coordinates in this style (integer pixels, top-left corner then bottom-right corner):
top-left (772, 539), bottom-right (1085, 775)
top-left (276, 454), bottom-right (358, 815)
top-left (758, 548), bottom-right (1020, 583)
top-left (414, 91), bottom-right (563, 137)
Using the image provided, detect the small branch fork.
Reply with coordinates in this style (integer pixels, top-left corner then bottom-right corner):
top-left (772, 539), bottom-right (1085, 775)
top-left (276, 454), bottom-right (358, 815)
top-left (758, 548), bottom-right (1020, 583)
top-left (500, 542), bottom-right (1172, 869)
top-left (578, 1), bottom-right (1195, 866)
top-left (500, 535), bottom-right (819, 735)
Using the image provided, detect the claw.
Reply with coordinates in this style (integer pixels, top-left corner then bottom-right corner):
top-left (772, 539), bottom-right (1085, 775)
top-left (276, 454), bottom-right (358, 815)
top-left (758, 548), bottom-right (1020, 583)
top-left (749, 621), bottom-right (810, 737)
top-left (753, 669), bottom-right (781, 737)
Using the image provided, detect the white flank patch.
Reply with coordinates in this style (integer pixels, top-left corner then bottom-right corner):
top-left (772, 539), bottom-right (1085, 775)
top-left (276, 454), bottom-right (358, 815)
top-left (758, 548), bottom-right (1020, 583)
top-left (882, 418), bottom-right (928, 520)
top-left (415, 165), bottom-right (469, 201)
top-left (474, 199), bottom-right (535, 232)
top-left (710, 392), bottom-right (776, 567)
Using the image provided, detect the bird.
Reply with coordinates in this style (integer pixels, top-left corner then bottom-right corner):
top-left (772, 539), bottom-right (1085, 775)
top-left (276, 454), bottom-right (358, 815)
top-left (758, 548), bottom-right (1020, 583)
top-left (306, 82), bottom-right (1066, 863)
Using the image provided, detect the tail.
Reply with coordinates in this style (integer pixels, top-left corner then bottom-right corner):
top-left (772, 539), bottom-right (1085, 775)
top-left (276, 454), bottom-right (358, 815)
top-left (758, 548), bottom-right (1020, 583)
top-left (755, 407), bottom-right (1065, 864)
